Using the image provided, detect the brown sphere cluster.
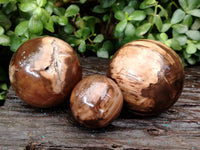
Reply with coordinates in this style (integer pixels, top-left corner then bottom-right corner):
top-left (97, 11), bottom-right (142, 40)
top-left (9, 36), bottom-right (82, 108)
top-left (9, 37), bottom-right (185, 128)
top-left (107, 39), bottom-right (185, 116)
top-left (70, 75), bottom-right (123, 128)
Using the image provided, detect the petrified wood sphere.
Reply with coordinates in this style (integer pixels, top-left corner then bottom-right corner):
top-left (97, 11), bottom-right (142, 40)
top-left (9, 36), bottom-right (82, 108)
top-left (107, 39), bottom-right (185, 116)
top-left (70, 75), bottom-right (123, 128)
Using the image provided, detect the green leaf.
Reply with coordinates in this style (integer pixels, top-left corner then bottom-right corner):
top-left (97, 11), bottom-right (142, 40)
top-left (78, 40), bottom-right (86, 53)
top-left (93, 34), bottom-right (104, 43)
top-left (128, 10), bottom-right (146, 21)
top-left (123, 6), bottom-right (135, 14)
top-left (187, 57), bottom-right (196, 65)
top-left (14, 20), bottom-right (29, 36)
top-left (158, 5), bottom-right (168, 19)
top-left (140, 0), bottom-right (156, 9)
top-left (0, 91), bottom-right (6, 100)
top-left (2, 1), bottom-right (17, 15)
top-left (84, 16), bottom-right (98, 34)
top-left (0, 0), bottom-right (10, 4)
top-left (114, 10), bottom-right (126, 21)
top-left (115, 19), bottom-right (127, 33)
top-left (19, 2), bottom-right (37, 12)
top-left (0, 83), bottom-right (8, 91)
top-left (0, 11), bottom-right (12, 30)
top-left (172, 24), bottom-right (188, 33)
top-left (75, 27), bottom-right (90, 39)
top-left (58, 16), bottom-right (68, 26)
top-left (92, 5), bottom-right (107, 13)
top-left (186, 30), bottom-right (200, 41)
top-left (75, 29), bottom-right (82, 38)
top-left (153, 15), bottom-right (162, 31)
top-left (187, 0), bottom-right (200, 10)
top-left (97, 48), bottom-right (109, 58)
top-left (195, 42), bottom-right (200, 49)
top-left (182, 15), bottom-right (193, 27)
top-left (41, 8), bottom-right (50, 23)
top-left (183, 50), bottom-right (191, 59)
top-left (0, 26), bottom-right (4, 35)
top-left (64, 23), bottom-right (74, 34)
top-left (82, 27), bottom-right (90, 39)
top-left (125, 23), bottom-right (135, 37)
top-left (65, 35), bottom-right (81, 47)
top-left (28, 17), bottom-right (43, 33)
top-left (75, 17), bottom-right (84, 29)
top-left (186, 43), bottom-right (197, 54)
top-left (103, 14), bottom-right (109, 22)
top-left (33, 7), bottom-right (43, 19)
top-left (113, 30), bottom-right (124, 38)
top-left (135, 23), bottom-right (151, 36)
top-left (171, 39), bottom-right (182, 51)
top-left (160, 33), bottom-right (168, 41)
top-left (100, 0), bottom-right (117, 8)
top-left (65, 4), bottom-right (80, 17)
top-left (37, 0), bottom-right (47, 7)
top-left (80, 0), bottom-right (87, 4)
top-left (0, 35), bottom-right (10, 46)
top-left (43, 16), bottom-right (54, 32)
top-left (144, 8), bottom-right (154, 15)
top-left (10, 35), bottom-right (28, 52)
top-left (176, 35), bottom-right (187, 46)
top-left (54, 7), bottom-right (65, 16)
top-left (161, 23), bottom-right (171, 32)
top-left (45, 1), bottom-right (54, 15)
top-left (171, 9), bottom-right (185, 24)
top-left (127, 0), bottom-right (139, 9)
top-left (191, 19), bottom-right (200, 30)
top-left (188, 9), bottom-right (200, 17)
top-left (102, 40), bottom-right (113, 51)
top-left (147, 33), bottom-right (155, 40)
top-left (178, 0), bottom-right (188, 11)
top-left (163, 39), bottom-right (171, 49)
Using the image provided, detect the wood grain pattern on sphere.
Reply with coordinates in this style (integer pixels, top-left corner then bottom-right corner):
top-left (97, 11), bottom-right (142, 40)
top-left (9, 37), bottom-right (82, 108)
top-left (107, 39), bottom-right (185, 116)
top-left (70, 75), bottom-right (123, 128)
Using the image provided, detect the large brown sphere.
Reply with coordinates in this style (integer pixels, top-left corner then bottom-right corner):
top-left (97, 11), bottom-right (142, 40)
top-left (107, 39), bottom-right (184, 116)
top-left (70, 75), bottom-right (123, 128)
top-left (9, 36), bottom-right (82, 108)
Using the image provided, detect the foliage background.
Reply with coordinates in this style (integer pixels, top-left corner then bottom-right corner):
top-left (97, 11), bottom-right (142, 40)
top-left (0, 0), bottom-right (200, 100)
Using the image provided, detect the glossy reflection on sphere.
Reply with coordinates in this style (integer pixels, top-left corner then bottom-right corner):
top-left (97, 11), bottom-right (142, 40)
top-left (70, 75), bottom-right (123, 128)
top-left (107, 39), bottom-right (185, 116)
top-left (9, 36), bottom-right (82, 108)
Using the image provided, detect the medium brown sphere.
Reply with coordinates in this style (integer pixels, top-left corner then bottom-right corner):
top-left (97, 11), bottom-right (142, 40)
top-left (9, 36), bottom-right (82, 108)
top-left (70, 75), bottom-right (123, 128)
top-left (107, 39), bottom-right (184, 116)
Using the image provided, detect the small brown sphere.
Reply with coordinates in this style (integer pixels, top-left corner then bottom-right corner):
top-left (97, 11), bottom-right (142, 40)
top-left (107, 39), bottom-right (184, 116)
top-left (70, 75), bottom-right (123, 128)
top-left (9, 36), bottom-right (82, 108)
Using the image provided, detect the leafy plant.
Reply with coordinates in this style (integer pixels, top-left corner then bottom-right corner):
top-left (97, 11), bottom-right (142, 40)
top-left (0, 0), bottom-right (200, 101)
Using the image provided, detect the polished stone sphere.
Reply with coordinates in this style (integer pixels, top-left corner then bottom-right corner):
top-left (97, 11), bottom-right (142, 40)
top-left (70, 75), bottom-right (123, 128)
top-left (107, 39), bottom-right (185, 116)
top-left (9, 36), bottom-right (82, 108)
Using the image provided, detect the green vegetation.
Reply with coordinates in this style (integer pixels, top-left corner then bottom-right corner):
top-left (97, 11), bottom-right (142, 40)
top-left (0, 0), bottom-right (200, 101)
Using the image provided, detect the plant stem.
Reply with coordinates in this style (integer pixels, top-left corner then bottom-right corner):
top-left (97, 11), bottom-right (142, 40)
top-left (147, 1), bottom-right (158, 36)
